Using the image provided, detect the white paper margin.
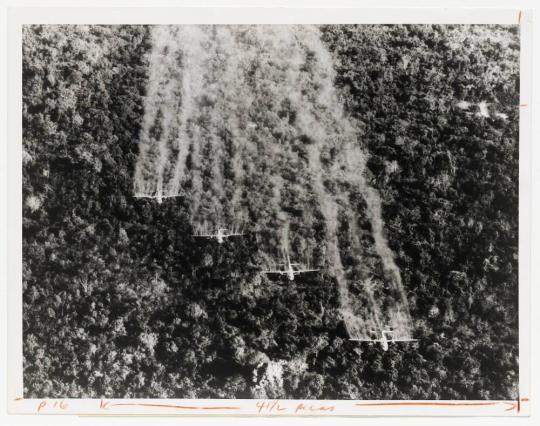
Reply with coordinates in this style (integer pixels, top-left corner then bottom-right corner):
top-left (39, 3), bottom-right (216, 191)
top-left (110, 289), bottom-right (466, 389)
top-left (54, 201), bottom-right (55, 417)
top-left (5, 5), bottom-right (533, 417)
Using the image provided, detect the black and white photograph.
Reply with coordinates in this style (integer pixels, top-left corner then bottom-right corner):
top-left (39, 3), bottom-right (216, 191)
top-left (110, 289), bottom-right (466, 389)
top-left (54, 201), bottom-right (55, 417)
top-left (18, 17), bottom-right (523, 406)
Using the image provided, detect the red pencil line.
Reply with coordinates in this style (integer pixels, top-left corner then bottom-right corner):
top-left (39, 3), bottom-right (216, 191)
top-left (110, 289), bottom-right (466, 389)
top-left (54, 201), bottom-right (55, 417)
top-left (109, 402), bottom-right (240, 410)
top-left (356, 402), bottom-right (498, 407)
top-left (518, 11), bottom-right (522, 26)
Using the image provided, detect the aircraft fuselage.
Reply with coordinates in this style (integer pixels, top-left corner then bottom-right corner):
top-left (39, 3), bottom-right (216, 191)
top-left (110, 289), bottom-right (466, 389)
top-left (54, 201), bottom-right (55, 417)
top-left (216, 229), bottom-right (225, 244)
top-left (287, 265), bottom-right (295, 280)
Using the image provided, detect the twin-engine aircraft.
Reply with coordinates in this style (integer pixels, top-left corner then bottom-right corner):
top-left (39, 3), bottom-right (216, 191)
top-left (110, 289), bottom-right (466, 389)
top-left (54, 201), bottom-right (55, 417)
top-left (262, 252), bottom-right (320, 281)
top-left (193, 227), bottom-right (244, 244)
top-left (350, 329), bottom-right (417, 351)
top-left (133, 188), bottom-right (184, 204)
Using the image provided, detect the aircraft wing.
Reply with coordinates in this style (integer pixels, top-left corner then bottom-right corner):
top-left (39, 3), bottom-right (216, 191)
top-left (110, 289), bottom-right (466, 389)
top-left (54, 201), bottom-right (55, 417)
top-left (261, 269), bottom-right (286, 274)
top-left (295, 268), bottom-right (320, 273)
top-left (391, 339), bottom-right (418, 342)
top-left (224, 232), bottom-right (244, 237)
top-left (350, 338), bottom-right (384, 342)
top-left (193, 234), bottom-right (215, 238)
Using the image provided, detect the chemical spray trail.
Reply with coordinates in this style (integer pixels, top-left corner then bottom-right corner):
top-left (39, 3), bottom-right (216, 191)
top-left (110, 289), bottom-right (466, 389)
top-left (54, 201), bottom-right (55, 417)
top-left (134, 25), bottom-right (413, 340)
top-left (273, 28), bottom-right (365, 338)
top-left (342, 145), bottom-right (413, 338)
top-left (133, 26), bottom-right (194, 198)
top-left (281, 27), bottom-right (412, 339)
top-left (306, 143), bottom-right (366, 339)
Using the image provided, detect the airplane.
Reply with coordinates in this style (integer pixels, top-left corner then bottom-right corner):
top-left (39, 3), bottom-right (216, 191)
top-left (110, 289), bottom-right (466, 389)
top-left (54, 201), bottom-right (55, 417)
top-left (133, 188), bottom-right (184, 204)
top-left (262, 252), bottom-right (319, 281)
top-left (349, 329), bottom-right (417, 352)
top-left (193, 227), bottom-right (244, 244)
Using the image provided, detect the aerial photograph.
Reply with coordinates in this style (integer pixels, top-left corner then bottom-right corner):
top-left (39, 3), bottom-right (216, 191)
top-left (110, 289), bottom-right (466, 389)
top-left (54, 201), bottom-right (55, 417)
top-left (22, 24), bottom-right (519, 400)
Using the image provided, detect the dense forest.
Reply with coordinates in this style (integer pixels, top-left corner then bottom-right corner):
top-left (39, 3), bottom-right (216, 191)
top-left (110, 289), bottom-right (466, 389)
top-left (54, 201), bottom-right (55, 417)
top-left (22, 24), bottom-right (519, 400)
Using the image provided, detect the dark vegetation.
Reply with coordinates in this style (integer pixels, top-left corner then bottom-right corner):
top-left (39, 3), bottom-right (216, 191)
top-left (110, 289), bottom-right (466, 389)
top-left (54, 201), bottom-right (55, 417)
top-left (23, 24), bottom-right (519, 399)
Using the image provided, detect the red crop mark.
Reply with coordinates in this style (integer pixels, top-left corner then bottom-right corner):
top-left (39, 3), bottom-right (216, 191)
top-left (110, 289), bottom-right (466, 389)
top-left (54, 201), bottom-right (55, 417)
top-left (517, 397), bottom-right (530, 413)
top-left (518, 11), bottom-right (523, 26)
top-left (109, 402), bottom-right (240, 411)
top-left (504, 402), bottom-right (518, 412)
top-left (356, 402), bottom-right (498, 407)
top-left (356, 398), bottom-right (529, 413)
top-left (519, 103), bottom-right (528, 107)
